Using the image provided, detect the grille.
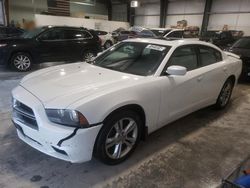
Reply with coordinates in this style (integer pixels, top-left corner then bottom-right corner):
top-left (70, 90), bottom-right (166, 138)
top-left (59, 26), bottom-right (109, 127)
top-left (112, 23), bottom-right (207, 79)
top-left (13, 99), bottom-right (38, 130)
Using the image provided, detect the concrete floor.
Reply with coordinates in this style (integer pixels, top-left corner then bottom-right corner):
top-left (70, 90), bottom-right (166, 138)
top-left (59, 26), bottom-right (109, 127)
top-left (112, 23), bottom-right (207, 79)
top-left (1, 65), bottom-right (250, 188)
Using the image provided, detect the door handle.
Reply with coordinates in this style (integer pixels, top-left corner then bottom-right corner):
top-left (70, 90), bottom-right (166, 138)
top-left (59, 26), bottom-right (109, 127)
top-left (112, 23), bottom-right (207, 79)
top-left (197, 76), bottom-right (203, 82)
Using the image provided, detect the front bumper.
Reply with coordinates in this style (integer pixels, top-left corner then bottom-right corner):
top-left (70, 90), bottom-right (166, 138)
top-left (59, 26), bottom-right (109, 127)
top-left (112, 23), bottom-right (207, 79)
top-left (12, 85), bottom-right (102, 163)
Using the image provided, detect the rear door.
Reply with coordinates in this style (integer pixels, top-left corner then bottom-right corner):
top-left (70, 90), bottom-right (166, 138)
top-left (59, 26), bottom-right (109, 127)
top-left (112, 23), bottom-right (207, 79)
top-left (196, 45), bottom-right (227, 104)
top-left (63, 29), bottom-right (95, 61)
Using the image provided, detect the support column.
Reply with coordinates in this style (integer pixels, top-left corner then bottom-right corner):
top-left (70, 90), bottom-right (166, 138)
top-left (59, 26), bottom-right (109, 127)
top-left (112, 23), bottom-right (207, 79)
top-left (107, 0), bottom-right (112, 21)
top-left (201, 0), bottom-right (213, 36)
top-left (130, 7), bottom-right (135, 26)
top-left (160, 0), bottom-right (168, 28)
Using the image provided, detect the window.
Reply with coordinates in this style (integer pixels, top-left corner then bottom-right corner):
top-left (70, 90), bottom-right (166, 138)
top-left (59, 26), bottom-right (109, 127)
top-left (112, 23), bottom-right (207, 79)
top-left (39, 29), bottom-right (64, 40)
top-left (167, 46), bottom-right (198, 71)
top-left (64, 30), bottom-right (92, 39)
top-left (198, 46), bottom-right (222, 67)
top-left (97, 31), bottom-right (108, 35)
top-left (167, 31), bottom-right (183, 38)
top-left (93, 42), bottom-right (171, 76)
top-left (120, 31), bottom-right (130, 34)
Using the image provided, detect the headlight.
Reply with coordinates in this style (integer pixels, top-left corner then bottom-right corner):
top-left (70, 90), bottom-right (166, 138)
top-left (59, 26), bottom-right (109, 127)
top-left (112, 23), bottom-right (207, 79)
top-left (0, 44), bottom-right (7, 47)
top-left (46, 109), bottom-right (89, 128)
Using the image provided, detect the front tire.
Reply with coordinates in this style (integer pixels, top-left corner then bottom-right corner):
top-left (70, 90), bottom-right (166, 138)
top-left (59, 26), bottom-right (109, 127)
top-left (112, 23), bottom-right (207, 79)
top-left (10, 52), bottom-right (32, 72)
top-left (94, 110), bottom-right (142, 165)
top-left (215, 78), bottom-right (234, 109)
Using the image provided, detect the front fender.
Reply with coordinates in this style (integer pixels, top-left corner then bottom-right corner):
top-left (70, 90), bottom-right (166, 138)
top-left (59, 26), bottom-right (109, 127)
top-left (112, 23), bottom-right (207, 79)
top-left (68, 82), bottom-right (161, 134)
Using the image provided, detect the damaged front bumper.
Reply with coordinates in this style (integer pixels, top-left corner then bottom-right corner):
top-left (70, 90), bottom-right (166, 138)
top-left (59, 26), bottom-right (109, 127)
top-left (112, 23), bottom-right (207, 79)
top-left (12, 85), bottom-right (102, 163)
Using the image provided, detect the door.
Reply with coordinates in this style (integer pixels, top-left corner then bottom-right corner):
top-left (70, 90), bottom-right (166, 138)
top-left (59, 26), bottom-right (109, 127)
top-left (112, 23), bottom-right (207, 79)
top-left (196, 45), bottom-right (228, 104)
top-left (157, 45), bottom-right (205, 127)
top-left (35, 28), bottom-right (67, 62)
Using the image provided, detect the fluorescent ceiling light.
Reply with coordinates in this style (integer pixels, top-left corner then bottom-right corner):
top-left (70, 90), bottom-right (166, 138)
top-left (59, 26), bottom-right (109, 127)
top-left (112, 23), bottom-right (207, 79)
top-left (131, 1), bottom-right (139, 8)
top-left (70, 0), bottom-right (95, 6)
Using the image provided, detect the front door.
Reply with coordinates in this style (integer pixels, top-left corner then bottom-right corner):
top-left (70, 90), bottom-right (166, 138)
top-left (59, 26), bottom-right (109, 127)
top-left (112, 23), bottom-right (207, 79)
top-left (35, 28), bottom-right (67, 62)
top-left (157, 45), bottom-right (205, 127)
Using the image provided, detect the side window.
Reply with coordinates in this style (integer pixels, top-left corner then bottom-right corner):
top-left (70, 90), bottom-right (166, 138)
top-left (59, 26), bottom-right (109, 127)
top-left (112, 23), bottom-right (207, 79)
top-left (167, 46), bottom-right (198, 71)
top-left (99, 31), bottom-right (107, 35)
top-left (64, 29), bottom-right (92, 39)
top-left (64, 29), bottom-right (84, 39)
top-left (121, 31), bottom-right (130, 35)
top-left (167, 31), bottom-right (183, 38)
top-left (198, 46), bottom-right (222, 67)
top-left (82, 31), bottom-right (92, 38)
top-left (39, 29), bottom-right (64, 40)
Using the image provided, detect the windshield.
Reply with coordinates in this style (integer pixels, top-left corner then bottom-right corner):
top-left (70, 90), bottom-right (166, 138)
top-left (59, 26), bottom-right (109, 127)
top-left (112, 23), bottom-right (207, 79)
top-left (91, 42), bottom-right (171, 76)
top-left (21, 27), bottom-right (46, 39)
top-left (232, 38), bottom-right (250, 49)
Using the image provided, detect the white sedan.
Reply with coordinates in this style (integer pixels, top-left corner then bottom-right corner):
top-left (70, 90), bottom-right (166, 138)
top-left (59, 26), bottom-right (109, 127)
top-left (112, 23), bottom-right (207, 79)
top-left (12, 39), bottom-right (242, 165)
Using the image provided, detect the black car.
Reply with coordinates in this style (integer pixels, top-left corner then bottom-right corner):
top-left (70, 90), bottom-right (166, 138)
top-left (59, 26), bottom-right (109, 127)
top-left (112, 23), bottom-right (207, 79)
top-left (0, 26), bottom-right (102, 71)
top-left (200, 31), bottom-right (236, 49)
top-left (226, 37), bottom-right (250, 80)
top-left (0, 26), bottom-right (24, 39)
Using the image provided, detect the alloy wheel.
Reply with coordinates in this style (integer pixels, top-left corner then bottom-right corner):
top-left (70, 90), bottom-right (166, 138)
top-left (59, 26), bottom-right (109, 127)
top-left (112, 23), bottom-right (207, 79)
top-left (105, 41), bottom-right (111, 49)
top-left (219, 81), bottom-right (233, 107)
top-left (83, 52), bottom-right (95, 62)
top-left (13, 55), bottom-right (31, 71)
top-left (105, 118), bottom-right (138, 159)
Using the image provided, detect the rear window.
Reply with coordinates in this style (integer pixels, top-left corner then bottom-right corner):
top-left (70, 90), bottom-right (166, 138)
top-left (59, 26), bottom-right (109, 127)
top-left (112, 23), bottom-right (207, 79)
top-left (198, 46), bottom-right (222, 67)
top-left (95, 31), bottom-right (108, 35)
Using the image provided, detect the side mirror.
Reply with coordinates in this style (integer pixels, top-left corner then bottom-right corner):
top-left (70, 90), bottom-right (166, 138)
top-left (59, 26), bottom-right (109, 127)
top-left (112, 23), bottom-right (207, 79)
top-left (166, 65), bottom-right (187, 76)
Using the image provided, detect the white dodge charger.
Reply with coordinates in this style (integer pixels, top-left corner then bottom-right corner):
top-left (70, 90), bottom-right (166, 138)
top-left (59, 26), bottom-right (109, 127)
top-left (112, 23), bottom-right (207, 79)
top-left (12, 39), bottom-right (242, 165)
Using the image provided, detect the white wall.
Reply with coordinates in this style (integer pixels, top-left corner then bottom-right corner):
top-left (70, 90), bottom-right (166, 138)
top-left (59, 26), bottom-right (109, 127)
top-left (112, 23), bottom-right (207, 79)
top-left (208, 0), bottom-right (250, 35)
top-left (166, 0), bottom-right (205, 28)
top-left (9, 0), bottom-right (47, 23)
top-left (9, 0), bottom-right (108, 24)
top-left (134, 0), bottom-right (160, 28)
top-left (35, 14), bottom-right (130, 32)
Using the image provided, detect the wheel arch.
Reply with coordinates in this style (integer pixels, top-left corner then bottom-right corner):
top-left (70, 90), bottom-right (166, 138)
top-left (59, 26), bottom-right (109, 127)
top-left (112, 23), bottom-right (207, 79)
top-left (97, 103), bottom-right (148, 142)
top-left (227, 75), bottom-right (236, 86)
top-left (103, 104), bottom-right (147, 140)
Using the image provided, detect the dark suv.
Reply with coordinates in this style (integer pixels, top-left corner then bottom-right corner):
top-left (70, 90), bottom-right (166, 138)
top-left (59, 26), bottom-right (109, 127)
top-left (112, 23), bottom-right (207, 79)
top-left (200, 31), bottom-right (236, 49)
top-left (0, 26), bottom-right (102, 71)
top-left (226, 37), bottom-right (250, 80)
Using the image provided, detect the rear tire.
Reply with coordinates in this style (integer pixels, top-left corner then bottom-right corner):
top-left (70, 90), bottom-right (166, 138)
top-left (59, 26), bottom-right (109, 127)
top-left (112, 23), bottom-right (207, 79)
top-left (94, 110), bottom-right (142, 165)
top-left (10, 52), bottom-right (32, 72)
top-left (82, 50), bottom-right (96, 62)
top-left (215, 78), bottom-right (234, 109)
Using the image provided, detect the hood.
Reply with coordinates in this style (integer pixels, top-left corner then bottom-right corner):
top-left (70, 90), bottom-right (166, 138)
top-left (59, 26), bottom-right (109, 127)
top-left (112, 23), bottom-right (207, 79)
top-left (20, 63), bottom-right (142, 107)
top-left (0, 37), bottom-right (30, 43)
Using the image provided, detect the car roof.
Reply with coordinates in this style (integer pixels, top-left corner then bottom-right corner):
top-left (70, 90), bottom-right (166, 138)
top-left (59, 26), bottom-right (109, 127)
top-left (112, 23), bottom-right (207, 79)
top-left (124, 38), bottom-right (221, 49)
top-left (150, 28), bottom-right (172, 30)
top-left (41, 25), bottom-right (88, 30)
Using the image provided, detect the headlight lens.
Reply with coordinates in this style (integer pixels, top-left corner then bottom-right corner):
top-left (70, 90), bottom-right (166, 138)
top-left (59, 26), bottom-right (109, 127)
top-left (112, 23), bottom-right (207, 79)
top-left (46, 109), bottom-right (89, 128)
top-left (0, 44), bottom-right (7, 47)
